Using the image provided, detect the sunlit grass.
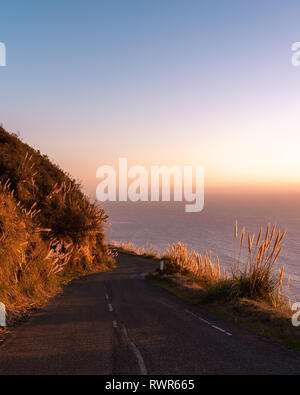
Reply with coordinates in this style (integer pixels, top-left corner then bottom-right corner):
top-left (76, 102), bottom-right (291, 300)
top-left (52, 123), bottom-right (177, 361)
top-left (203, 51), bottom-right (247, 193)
top-left (109, 240), bottom-right (160, 260)
top-left (0, 127), bottom-right (115, 319)
top-left (113, 221), bottom-right (290, 309)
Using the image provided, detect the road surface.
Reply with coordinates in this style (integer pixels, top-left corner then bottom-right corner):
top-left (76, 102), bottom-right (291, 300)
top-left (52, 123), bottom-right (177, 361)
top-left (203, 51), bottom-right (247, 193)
top-left (0, 253), bottom-right (299, 375)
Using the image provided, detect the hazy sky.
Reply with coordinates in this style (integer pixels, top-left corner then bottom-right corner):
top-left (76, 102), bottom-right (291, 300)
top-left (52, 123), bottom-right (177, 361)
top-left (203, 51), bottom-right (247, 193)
top-left (1, 0), bottom-right (300, 196)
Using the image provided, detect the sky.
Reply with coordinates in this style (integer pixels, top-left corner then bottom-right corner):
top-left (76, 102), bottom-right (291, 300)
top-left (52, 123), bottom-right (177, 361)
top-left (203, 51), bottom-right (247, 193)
top-left (0, 0), bottom-right (300, 197)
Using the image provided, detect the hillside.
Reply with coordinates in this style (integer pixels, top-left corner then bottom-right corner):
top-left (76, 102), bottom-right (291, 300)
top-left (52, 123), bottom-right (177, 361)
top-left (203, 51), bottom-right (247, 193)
top-left (0, 126), bottom-right (114, 317)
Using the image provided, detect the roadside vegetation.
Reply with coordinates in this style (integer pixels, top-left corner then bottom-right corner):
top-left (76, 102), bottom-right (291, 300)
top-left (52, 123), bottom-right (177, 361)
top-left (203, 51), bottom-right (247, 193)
top-left (0, 127), bottom-right (114, 325)
top-left (160, 222), bottom-right (289, 308)
top-left (109, 241), bottom-right (160, 260)
top-left (112, 221), bottom-right (289, 309)
top-left (113, 224), bottom-right (300, 352)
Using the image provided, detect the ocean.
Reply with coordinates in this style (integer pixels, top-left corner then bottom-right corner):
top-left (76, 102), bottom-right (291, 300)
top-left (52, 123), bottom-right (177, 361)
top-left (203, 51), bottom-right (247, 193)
top-left (102, 192), bottom-right (300, 302)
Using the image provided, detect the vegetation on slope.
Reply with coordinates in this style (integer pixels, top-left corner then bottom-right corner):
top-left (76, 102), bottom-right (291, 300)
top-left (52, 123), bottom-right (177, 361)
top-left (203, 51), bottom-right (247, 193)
top-left (0, 126), bottom-right (114, 320)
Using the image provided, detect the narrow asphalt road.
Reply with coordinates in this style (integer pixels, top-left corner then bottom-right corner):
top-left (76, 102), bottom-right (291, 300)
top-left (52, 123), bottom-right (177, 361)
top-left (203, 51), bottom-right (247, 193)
top-left (0, 253), bottom-right (299, 375)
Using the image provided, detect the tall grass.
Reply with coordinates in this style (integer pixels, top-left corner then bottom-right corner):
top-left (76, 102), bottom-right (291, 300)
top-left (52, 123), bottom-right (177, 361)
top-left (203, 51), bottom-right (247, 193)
top-left (0, 127), bottom-right (114, 271)
top-left (114, 222), bottom-right (289, 308)
top-left (0, 179), bottom-right (114, 317)
top-left (0, 127), bottom-right (115, 317)
top-left (161, 222), bottom-right (288, 307)
top-left (230, 222), bottom-right (287, 305)
top-left (163, 243), bottom-right (227, 281)
top-left (110, 240), bottom-right (160, 259)
top-left (0, 182), bottom-right (62, 313)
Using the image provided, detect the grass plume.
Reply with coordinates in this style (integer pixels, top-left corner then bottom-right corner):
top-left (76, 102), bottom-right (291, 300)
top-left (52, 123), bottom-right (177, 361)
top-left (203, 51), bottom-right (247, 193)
top-left (114, 221), bottom-right (290, 309)
top-left (0, 127), bottom-right (114, 320)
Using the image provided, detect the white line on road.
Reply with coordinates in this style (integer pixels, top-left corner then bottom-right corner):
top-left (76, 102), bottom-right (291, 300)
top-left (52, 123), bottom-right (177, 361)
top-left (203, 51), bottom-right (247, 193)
top-left (185, 309), bottom-right (212, 325)
top-left (105, 293), bottom-right (109, 300)
top-left (123, 326), bottom-right (148, 375)
top-left (113, 320), bottom-right (118, 328)
top-left (108, 303), bottom-right (113, 312)
top-left (212, 325), bottom-right (226, 333)
top-left (185, 309), bottom-right (232, 336)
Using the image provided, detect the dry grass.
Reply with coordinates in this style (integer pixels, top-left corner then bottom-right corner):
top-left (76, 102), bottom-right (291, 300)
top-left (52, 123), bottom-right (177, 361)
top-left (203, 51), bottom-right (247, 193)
top-left (114, 221), bottom-right (290, 310)
top-left (0, 127), bottom-right (114, 275)
top-left (146, 224), bottom-right (298, 352)
top-left (163, 243), bottom-right (227, 281)
top-left (0, 181), bottom-right (115, 322)
top-left (109, 240), bottom-right (160, 260)
top-left (230, 222), bottom-right (288, 306)
top-left (162, 222), bottom-right (289, 308)
top-left (0, 127), bottom-right (115, 322)
top-left (0, 182), bottom-right (61, 315)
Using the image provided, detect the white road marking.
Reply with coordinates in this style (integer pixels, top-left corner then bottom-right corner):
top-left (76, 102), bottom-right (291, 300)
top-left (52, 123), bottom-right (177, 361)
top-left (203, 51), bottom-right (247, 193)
top-left (123, 326), bottom-right (148, 375)
top-left (185, 309), bottom-right (232, 336)
top-left (186, 309), bottom-right (212, 325)
top-left (113, 320), bottom-right (118, 328)
top-left (212, 325), bottom-right (226, 333)
top-left (105, 293), bottom-right (109, 300)
top-left (108, 303), bottom-right (113, 312)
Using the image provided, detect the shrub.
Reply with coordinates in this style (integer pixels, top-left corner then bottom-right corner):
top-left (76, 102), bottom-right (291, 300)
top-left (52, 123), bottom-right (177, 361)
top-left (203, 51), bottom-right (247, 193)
top-left (161, 222), bottom-right (288, 307)
top-left (0, 182), bottom-right (66, 312)
top-left (0, 127), bottom-right (114, 315)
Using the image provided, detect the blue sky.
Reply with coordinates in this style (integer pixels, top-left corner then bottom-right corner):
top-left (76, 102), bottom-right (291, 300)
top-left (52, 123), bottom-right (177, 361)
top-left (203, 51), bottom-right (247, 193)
top-left (0, 0), bottom-right (300, 194)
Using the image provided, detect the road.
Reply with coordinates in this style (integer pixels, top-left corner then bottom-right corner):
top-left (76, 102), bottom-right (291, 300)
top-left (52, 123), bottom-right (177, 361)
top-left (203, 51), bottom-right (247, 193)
top-left (0, 253), bottom-right (299, 375)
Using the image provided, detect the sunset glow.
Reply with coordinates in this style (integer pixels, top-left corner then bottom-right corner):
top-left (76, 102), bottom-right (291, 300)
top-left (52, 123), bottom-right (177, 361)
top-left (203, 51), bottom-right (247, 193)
top-left (0, 0), bottom-right (300, 197)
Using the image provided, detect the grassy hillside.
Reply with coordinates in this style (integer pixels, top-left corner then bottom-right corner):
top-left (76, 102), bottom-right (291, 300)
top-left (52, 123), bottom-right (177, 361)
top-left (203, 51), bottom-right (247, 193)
top-left (0, 126), bottom-right (114, 319)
